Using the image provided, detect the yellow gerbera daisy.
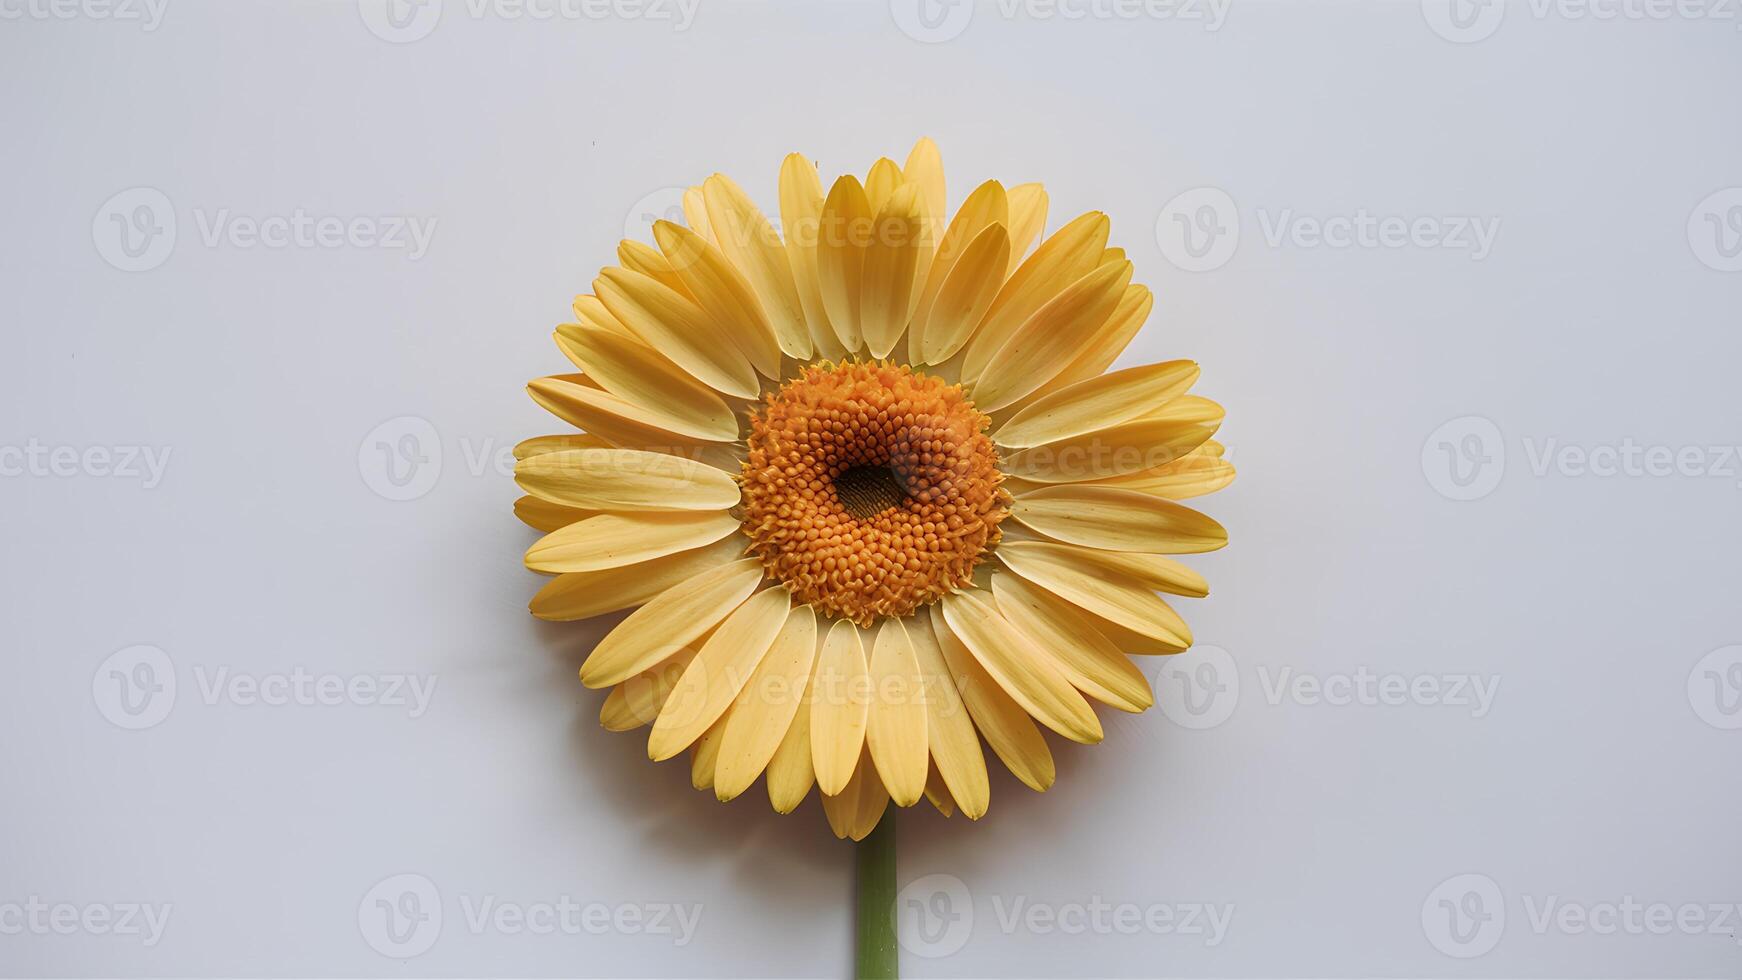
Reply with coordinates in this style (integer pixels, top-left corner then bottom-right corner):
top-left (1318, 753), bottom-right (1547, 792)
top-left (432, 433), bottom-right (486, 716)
top-left (516, 139), bottom-right (1234, 841)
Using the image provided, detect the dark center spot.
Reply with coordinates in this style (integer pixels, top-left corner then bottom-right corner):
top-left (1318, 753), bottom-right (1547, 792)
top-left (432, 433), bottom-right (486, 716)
top-left (833, 464), bottom-right (908, 519)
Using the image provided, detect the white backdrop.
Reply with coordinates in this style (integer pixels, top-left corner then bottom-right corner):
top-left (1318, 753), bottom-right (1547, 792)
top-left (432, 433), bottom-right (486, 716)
top-left (3, 0), bottom-right (1740, 976)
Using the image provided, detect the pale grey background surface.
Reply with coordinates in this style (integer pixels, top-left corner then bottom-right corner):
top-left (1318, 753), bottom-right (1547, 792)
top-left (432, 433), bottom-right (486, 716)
top-left (2, 0), bottom-right (1740, 977)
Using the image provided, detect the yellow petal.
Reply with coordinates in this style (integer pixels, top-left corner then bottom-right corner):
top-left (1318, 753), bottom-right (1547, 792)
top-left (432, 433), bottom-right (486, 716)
top-left (940, 591), bottom-right (1103, 744)
top-left (702, 174), bottom-right (812, 360)
top-left (651, 220), bottom-right (782, 380)
top-left (530, 535), bottom-right (748, 622)
top-left (514, 433), bottom-right (610, 459)
top-left (594, 267), bottom-right (760, 399)
top-left (917, 222), bottom-right (1010, 365)
top-left (524, 510), bottom-right (738, 574)
top-left (996, 539), bottom-right (1207, 598)
top-left (1000, 415), bottom-right (1219, 484)
top-left (765, 688), bottom-right (817, 813)
top-left (1004, 182), bottom-right (1050, 274)
top-left (962, 211), bottom-right (1109, 381)
top-left (577, 558), bottom-right (765, 687)
top-left (514, 494), bottom-right (595, 533)
top-left (1009, 485), bottom-right (1227, 555)
top-left (992, 571), bottom-right (1152, 712)
top-left (525, 376), bottom-right (739, 471)
top-left (1099, 454), bottom-right (1237, 500)
top-left (515, 448), bottom-right (740, 512)
top-left (690, 714), bottom-right (728, 790)
top-left (859, 183), bottom-right (927, 359)
top-left (821, 747), bottom-right (890, 841)
top-left (996, 544), bottom-right (1192, 651)
top-left (714, 605), bottom-right (819, 802)
top-left (552, 324), bottom-right (738, 441)
top-left (599, 646), bottom-right (701, 731)
top-left (810, 618), bottom-right (870, 795)
top-left (1035, 283), bottom-right (1154, 398)
top-left (995, 361), bottom-right (1201, 449)
top-left (972, 261), bottom-right (1133, 411)
top-left (909, 179), bottom-right (1009, 361)
top-left (617, 240), bottom-right (692, 298)
top-left (816, 175), bottom-right (872, 353)
top-left (902, 137), bottom-right (947, 249)
top-left (649, 587), bottom-right (793, 760)
top-left (778, 153), bottom-right (847, 361)
top-left (864, 619), bottom-right (928, 807)
top-left (929, 607), bottom-right (1054, 791)
top-left (863, 157), bottom-right (903, 214)
top-left (909, 611), bottom-right (989, 818)
top-left (572, 294), bottom-right (639, 342)
top-left (682, 186), bottom-right (713, 243)
top-left (924, 766), bottom-right (956, 818)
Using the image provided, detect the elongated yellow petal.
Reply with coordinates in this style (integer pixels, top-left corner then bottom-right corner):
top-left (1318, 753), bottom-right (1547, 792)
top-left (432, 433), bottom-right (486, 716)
top-left (992, 571), bottom-right (1152, 712)
top-left (1000, 416), bottom-right (1219, 484)
top-left (649, 587), bottom-right (792, 760)
top-left (929, 607), bottom-right (1054, 792)
top-left (514, 495), bottom-right (595, 533)
top-left (816, 175), bottom-right (872, 353)
top-left (910, 610), bottom-right (989, 818)
top-left (1004, 183), bottom-right (1049, 274)
top-left (996, 544), bottom-right (1192, 651)
top-left (778, 153), bottom-right (846, 361)
top-left (864, 619), bottom-right (928, 807)
top-left (595, 267), bottom-right (760, 399)
top-left (530, 535), bottom-right (747, 622)
top-left (973, 261), bottom-right (1133, 411)
top-left (765, 688), bottom-right (816, 813)
top-left (690, 714), bottom-right (728, 790)
top-left (617, 240), bottom-right (692, 297)
top-left (1036, 283), bottom-right (1153, 398)
top-left (572, 294), bottom-right (639, 341)
top-left (940, 591), bottom-right (1102, 744)
top-left (682, 186), bottom-right (713, 243)
top-left (902, 137), bottom-right (946, 246)
top-left (552, 324), bottom-right (738, 441)
top-left (651, 220), bottom-right (782, 379)
top-left (702, 174), bottom-right (812, 360)
top-left (810, 618), bottom-right (870, 795)
top-left (910, 180), bottom-right (1009, 361)
top-left (924, 766), bottom-right (956, 817)
top-left (864, 157), bottom-right (903, 214)
top-left (514, 433), bottom-right (610, 459)
top-left (963, 211), bottom-right (1109, 381)
top-left (515, 448), bottom-right (739, 512)
top-left (1099, 454), bottom-right (1237, 500)
top-left (714, 605), bottom-right (818, 801)
top-left (859, 184), bottom-right (927, 359)
top-left (600, 646), bottom-right (701, 731)
top-left (821, 747), bottom-right (890, 841)
top-left (1010, 485), bottom-right (1227, 554)
top-left (995, 361), bottom-right (1200, 449)
top-left (918, 223), bottom-right (1010, 365)
top-left (996, 539), bottom-right (1207, 598)
top-left (525, 377), bottom-right (742, 473)
top-left (525, 510), bottom-right (738, 574)
top-left (578, 558), bottom-right (765, 687)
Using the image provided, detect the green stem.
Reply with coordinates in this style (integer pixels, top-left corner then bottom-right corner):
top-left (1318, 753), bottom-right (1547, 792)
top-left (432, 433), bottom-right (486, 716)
top-left (855, 810), bottom-right (898, 980)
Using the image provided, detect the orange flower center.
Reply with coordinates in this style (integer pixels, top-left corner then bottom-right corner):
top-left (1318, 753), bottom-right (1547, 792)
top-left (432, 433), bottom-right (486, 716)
top-left (739, 361), bottom-right (1009, 626)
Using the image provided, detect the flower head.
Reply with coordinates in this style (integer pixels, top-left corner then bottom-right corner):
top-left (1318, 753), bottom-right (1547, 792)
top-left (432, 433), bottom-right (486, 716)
top-left (517, 140), bottom-right (1234, 839)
